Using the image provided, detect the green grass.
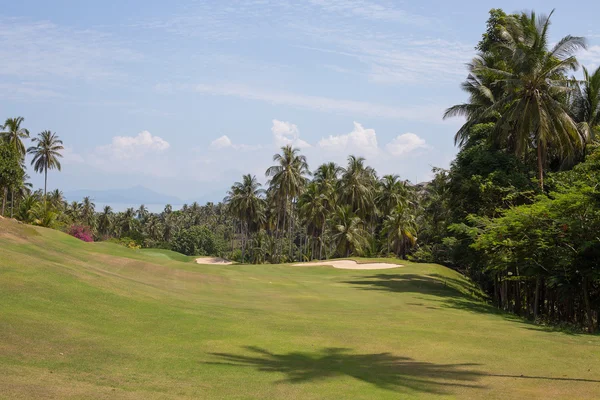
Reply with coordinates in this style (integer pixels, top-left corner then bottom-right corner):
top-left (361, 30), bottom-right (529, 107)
top-left (1, 218), bottom-right (599, 399)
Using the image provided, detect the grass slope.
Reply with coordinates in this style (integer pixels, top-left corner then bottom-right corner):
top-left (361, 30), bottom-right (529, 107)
top-left (1, 218), bottom-right (599, 399)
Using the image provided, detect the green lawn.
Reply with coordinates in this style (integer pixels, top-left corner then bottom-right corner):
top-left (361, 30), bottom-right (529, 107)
top-left (1, 218), bottom-right (599, 399)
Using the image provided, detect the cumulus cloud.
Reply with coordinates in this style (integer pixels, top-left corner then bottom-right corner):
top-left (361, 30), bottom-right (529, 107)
top-left (318, 122), bottom-right (379, 156)
top-left (271, 119), bottom-right (311, 148)
top-left (385, 133), bottom-right (428, 156)
top-left (210, 135), bottom-right (233, 149)
top-left (97, 131), bottom-right (169, 160)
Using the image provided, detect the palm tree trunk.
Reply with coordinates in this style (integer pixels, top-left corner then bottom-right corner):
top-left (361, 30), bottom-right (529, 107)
top-left (533, 275), bottom-right (541, 320)
top-left (537, 140), bottom-right (544, 190)
top-left (1, 186), bottom-right (6, 216)
top-left (582, 277), bottom-right (595, 333)
top-left (10, 187), bottom-right (14, 218)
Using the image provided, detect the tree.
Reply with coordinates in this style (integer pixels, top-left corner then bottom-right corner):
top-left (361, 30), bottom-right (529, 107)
top-left (382, 205), bottom-right (417, 259)
top-left (266, 146), bottom-right (309, 260)
top-left (330, 205), bottom-right (368, 257)
top-left (225, 174), bottom-right (266, 262)
top-left (98, 205), bottom-right (113, 237)
top-left (339, 156), bottom-right (376, 219)
top-left (27, 130), bottom-right (64, 199)
top-left (0, 142), bottom-right (25, 216)
top-left (1, 117), bottom-right (30, 159)
top-left (170, 225), bottom-right (222, 256)
top-left (571, 66), bottom-right (600, 141)
top-left (477, 11), bottom-right (587, 188)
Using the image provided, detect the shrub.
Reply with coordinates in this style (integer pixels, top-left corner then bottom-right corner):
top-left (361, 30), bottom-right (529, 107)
top-left (170, 226), bottom-right (223, 256)
top-left (68, 225), bottom-right (94, 242)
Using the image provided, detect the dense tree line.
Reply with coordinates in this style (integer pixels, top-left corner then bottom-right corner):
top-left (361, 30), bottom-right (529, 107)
top-left (417, 9), bottom-right (600, 333)
top-left (2, 8), bottom-right (599, 332)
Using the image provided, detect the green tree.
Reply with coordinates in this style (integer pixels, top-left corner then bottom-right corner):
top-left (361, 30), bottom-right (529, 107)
top-left (1, 116), bottom-right (30, 159)
top-left (27, 130), bottom-right (64, 199)
top-left (477, 11), bottom-right (587, 188)
top-left (0, 142), bottom-right (25, 216)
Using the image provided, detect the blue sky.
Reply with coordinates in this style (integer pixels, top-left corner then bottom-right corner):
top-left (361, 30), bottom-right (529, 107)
top-left (2, 0), bottom-right (599, 202)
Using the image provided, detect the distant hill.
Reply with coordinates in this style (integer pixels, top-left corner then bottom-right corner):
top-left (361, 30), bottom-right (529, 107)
top-left (65, 185), bottom-right (184, 205)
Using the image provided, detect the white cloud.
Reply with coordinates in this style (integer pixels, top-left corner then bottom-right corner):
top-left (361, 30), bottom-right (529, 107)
top-left (318, 122), bottom-right (378, 156)
top-left (308, 0), bottom-right (433, 26)
top-left (97, 131), bottom-right (170, 160)
top-left (210, 135), bottom-right (233, 149)
top-left (271, 119), bottom-right (311, 148)
top-left (385, 133), bottom-right (428, 156)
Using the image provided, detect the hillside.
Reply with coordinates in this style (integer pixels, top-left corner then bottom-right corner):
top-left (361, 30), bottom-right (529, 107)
top-left (1, 218), bottom-right (599, 399)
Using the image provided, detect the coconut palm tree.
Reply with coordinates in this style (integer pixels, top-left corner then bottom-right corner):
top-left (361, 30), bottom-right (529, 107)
top-left (1, 117), bottom-right (30, 159)
top-left (381, 205), bottom-right (417, 259)
top-left (266, 145), bottom-right (309, 259)
top-left (571, 65), bottom-right (600, 141)
top-left (27, 130), bottom-right (64, 199)
top-left (330, 205), bottom-right (368, 257)
top-left (376, 175), bottom-right (411, 217)
top-left (339, 156), bottom-right (377, 219)
top-left (474, 10), bottom-right (587, 188)
top-left (98, 205), bottom-right (113, 237)
top-left (225, 174), bottom-right (266, 262)
top-left (81, 196), bottom-right (96, 229)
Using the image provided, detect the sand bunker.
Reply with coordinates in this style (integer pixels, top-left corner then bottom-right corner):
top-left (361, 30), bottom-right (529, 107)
top-left (195, 257), bottom-right (233, 265)
top-left (293, 260), bottom-right (402, 270)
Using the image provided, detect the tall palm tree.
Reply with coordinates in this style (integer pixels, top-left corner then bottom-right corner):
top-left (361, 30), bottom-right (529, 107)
top-left (339, 155), bottom-right (376, 218)
top-left (266, 145), bottom-right (309, 260)
top-left (571, 65), bottom-right (600, 141)
top-left (81, 196), bottom-right (96, 229)
top-left (381, 205), bottom-right (417, 259)
top-left (330, 205), bottom-right (368, 257)
top-left (376, 175), bottom-right (411, 217)
top-left (474, 11), bottom-right (587, 188)
top-left (98, 205), bottom-right (113, 237)
top-left (225, 174), bottom-right (266, 262)
top-left (1, 117), bottom-right (30, 159)
top-left (27, 130), bottom-right (64, 198)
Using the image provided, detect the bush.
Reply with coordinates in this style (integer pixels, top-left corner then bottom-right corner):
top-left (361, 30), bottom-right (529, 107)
top-left (170, 226), bottom-right (223, 256)
top-left (68, 225), bottom-right (94, 242)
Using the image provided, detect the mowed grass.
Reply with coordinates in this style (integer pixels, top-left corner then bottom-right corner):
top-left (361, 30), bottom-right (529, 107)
top-left (1, 218), bottom-right (599, 399)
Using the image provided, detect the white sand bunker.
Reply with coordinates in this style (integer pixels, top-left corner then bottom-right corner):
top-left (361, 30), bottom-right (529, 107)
top-left (293, 260), bottom-right (402, 270)
top-left (195, 257), bottom-right (233, 265)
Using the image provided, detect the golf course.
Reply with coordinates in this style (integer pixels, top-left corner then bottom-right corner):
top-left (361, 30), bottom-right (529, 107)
top-left (1, 217), bottom-right (599, 399)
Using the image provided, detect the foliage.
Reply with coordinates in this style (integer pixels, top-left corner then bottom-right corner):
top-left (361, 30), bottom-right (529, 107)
top-left (67, 224), bottom-right (94, 242)
top-left (170, 225), bottom-right (223, 256)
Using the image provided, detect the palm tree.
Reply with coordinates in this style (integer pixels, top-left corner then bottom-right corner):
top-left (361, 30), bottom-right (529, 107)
top-left (137, 204), bottom-right (149, 222)
top-left (27, 130), bottom-right (64, 198)
top-left (381, 205), bottom-right (417, 258)
top-left (443, 55), bottom-right (501, 146)
top-left (571, 65), bottom-right (600, 141)
top-left (81, 196), bottom-right (96, 229)
top-left (225, 174), bottom-right (266, 262)
top-left (1, 117), bottom-right (30, 159)
top-left (98, 205), bottom-right (113, 237)
top-left (266, 145), bottom-right (309, 260)
top-left (330, 205), bottom-right (369, 257)
top-left (376, 175), bottom-right (411, 217)
top-left (339, 156), bottom-right (377, 219)
top-left (473, 11), bottom-right (587, 188)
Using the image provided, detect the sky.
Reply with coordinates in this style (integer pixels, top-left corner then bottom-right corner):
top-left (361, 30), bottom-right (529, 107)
top-left (2, 0), bottom-right (599, 204)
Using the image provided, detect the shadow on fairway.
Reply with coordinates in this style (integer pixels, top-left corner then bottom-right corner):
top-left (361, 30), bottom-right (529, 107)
top-left (207, 346), bottom-right (485, 394)
top-left (343, 274), bottom-right (469, 299)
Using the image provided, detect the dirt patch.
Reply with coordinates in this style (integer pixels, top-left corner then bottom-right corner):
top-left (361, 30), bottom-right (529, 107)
top-left (195, 257), bottom-right (233, 265)
top-left (293, 260), bottom-right (402, 270)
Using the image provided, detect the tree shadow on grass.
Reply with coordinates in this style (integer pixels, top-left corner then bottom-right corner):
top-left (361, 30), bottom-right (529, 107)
top-left (206, 346), bottom-right (486, 395)
top-left (343, 274), bottom-right (470, 299)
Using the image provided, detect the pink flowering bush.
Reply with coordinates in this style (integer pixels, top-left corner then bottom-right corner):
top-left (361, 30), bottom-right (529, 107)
top-left (68, 225), bottom-right (94, 242)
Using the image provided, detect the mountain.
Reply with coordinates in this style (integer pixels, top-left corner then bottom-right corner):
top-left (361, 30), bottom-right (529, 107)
top-left (64, 186), bottom-right (184, 205)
